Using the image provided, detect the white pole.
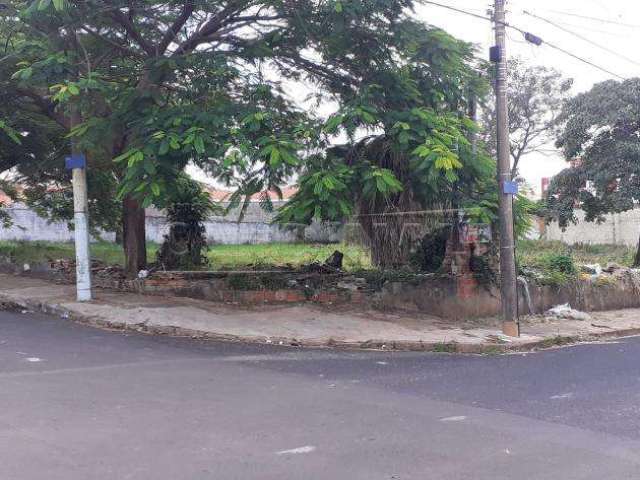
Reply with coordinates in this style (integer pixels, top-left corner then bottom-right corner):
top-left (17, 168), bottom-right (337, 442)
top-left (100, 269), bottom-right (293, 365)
top-left (70, 110), bottom-right (92, 302)
top-left (72, 166), bottom-right (92, 301)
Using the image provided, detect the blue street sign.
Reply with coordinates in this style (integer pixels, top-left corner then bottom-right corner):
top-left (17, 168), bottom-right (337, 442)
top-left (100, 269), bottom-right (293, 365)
top-left (503, 181), bottom-right (518, 195)
top-left (65, 154), bottom-right (86, 170)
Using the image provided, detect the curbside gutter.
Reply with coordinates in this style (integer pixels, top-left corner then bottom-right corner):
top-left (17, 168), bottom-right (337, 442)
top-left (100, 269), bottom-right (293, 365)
top-left (3, 292), bottom-right (640, 355)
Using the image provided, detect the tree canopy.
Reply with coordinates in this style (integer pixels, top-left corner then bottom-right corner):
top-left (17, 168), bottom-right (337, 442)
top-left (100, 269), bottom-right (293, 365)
top-left (1, 0), bottom-right (531, 272)
top-left (275, 25), bottom-right (501, 268)
top-left (545, 78), bottom-right (640, 264)
top-left (481, 57), bottom-right (573, 178)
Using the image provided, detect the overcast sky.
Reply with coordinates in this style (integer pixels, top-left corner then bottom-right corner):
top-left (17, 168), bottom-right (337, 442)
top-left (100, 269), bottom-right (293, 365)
top-left (415, 0), bottom-right (640, 194)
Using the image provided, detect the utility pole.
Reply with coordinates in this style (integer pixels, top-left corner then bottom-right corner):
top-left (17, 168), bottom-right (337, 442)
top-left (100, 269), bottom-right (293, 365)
top-left (493, 0), bottom-right (519, 336)
top-left (68, 108), bottom-right (92, 302)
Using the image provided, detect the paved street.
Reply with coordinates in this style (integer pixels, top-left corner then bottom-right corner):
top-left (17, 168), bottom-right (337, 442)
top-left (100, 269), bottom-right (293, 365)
top-left (2, 309), bottom-right (640, 479)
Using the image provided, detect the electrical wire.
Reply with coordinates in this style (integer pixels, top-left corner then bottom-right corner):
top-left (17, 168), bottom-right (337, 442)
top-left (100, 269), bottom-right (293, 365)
top-left (420, 0), bottom-right (494, 23)
top-left (540, 9), bottom-right (640, 29)
top-left (420, 0), bottom-right (627, 80)
top-left (522, 10), bottom-right (640, 69)
top-left (541, 18), bottom-right (635, 39)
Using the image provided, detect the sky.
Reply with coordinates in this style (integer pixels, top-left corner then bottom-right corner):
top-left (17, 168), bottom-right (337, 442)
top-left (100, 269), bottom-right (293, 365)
top-left (414, 0), bottom-right (640, 195)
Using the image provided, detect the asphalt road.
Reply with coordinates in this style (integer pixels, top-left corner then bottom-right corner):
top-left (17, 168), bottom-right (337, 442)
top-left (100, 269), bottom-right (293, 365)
top-left (2, 309), bottom-right (640, 479)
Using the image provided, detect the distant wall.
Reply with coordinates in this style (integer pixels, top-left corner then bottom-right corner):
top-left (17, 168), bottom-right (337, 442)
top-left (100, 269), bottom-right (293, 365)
top-left (0, 202), bottom-right (343, 245)
top-left (0, 205), bottom-right (116, 243)
top-left (544, 209), bottom-right (640, 246)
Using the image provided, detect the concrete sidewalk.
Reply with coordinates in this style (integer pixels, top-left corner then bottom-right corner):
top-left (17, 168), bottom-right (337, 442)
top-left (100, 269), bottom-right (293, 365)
top-left (2, 273), bottom-right (640, 352)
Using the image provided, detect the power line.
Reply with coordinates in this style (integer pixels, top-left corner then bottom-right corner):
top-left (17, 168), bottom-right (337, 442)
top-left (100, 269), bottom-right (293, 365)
top-left (522, 10), bottom-right (640, 69)
top-left (541, 40), bottom-right (625, 80)
top-left (420, 0), bottom-right (493, 23)
top-left (419, 1), bottom-right (627, 80)
top-left (540, 9), bottom-right (640, 29)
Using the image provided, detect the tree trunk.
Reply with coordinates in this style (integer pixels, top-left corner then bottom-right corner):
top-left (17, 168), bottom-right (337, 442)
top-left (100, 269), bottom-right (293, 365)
top-left (359, 210), bottom-right (422, 269)
top-left (634, 234), bottom-right (640, 267)
top-left (122, 195), bottom-right (147, 278)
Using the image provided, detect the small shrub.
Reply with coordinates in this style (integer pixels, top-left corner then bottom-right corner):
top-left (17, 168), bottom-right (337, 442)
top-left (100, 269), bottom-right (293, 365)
top-left (546, 254), bottom-right (577, 275)
top-left (157, 176), bottom-right (219, 270)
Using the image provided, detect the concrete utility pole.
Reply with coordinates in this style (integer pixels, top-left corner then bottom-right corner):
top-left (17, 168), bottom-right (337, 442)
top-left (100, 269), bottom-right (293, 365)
top-left (493, 0), bottom-right (519, 336)
top-left (69, 109), bottom-right (92, 302)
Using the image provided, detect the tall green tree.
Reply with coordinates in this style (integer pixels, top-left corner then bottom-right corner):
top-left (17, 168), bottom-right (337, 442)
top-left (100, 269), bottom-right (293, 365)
top-left (276, 25), bottom-right (496, 268)
top-left (545, 78), bottom-right (640, 265)
top-left (5, 0), bottom-right (439, 276)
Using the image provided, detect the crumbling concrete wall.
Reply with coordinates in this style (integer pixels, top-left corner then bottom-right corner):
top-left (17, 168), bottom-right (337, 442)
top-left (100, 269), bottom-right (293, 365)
top-left (92, 270), bottom-right (640, 320)
top-left (5, 255), bottom-right (640, 320)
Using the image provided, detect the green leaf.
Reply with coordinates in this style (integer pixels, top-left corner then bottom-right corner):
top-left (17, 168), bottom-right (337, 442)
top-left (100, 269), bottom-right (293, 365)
top-left (324, 114), bottom-right (344, 133)
top-left (193, 136), bottom-right (205, 154)
top-left (12, 67), bottom-right (33, 80)
top-left (134, 182), bottom-right (148, 193)
top-left (158, 140), bottom-right (170, 156)
top-left (143, 161), bottom-right (157, 175)
top-left (113, 150), bottom-right (134, 163)
top-left (269, 147), bottom-right (281, 166)
top-left (359, 110), bottom-right (376, 124)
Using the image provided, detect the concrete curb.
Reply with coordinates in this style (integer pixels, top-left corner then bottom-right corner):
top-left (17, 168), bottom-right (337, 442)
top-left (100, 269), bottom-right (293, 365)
top-left (2, 294), bottom-right (640, 354)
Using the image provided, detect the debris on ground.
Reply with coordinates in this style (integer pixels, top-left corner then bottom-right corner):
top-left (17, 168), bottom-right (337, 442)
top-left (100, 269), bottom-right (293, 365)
top-left (485, 334), bottom-right (513, 344)
top-left (603, 262), bottom-right (622, 273)
top-left (545, 303), bottom-right (592, 321)
top-left (324, 250), bottom-right (344, 270)
top-left (301, 250), bottom-right (345, 274)
top-left (49, 258), bottom-right (127, 283)
top-left (591, 323), bottom-right (613, 329)
top-left (580, 264), bottom-right (602, 275)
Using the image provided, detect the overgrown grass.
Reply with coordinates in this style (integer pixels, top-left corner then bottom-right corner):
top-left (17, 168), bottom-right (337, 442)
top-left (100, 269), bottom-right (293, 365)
top-left (0, 238), bottom-right (633, 276)
top-left (0, 240), bottom-right (158, 265)
top-left (207, 243), bottom-right (371, 271)
top-left (517, 240), bottom-right (636, 287)
top-left (517, 240), bottom-right (635, 268)
top-left (0, 240), bottom-right (371, 271)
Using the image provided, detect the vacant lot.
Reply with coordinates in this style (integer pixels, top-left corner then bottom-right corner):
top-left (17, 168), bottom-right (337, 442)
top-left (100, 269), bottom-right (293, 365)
top-left (517, 240), bottom-right (635, 269)
top-left (1, 239), bottom-right (633, 274)
top-left (0, 240), bottom-right (370, 271)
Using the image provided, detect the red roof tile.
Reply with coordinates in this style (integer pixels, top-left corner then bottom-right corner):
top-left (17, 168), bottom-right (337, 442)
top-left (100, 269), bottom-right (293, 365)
top-left (205, 186), bottom-right (298, 203)
top-left (0, 190), bottom-right (12, 205)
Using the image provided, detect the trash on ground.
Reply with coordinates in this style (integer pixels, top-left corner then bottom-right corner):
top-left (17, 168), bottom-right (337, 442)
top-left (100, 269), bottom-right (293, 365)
top-left (604, 262), bottom-right (622, 273)
top-left (580, 264), bottom-right (602, 275)
top-left (546, 303), bottom-right (591, 321)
